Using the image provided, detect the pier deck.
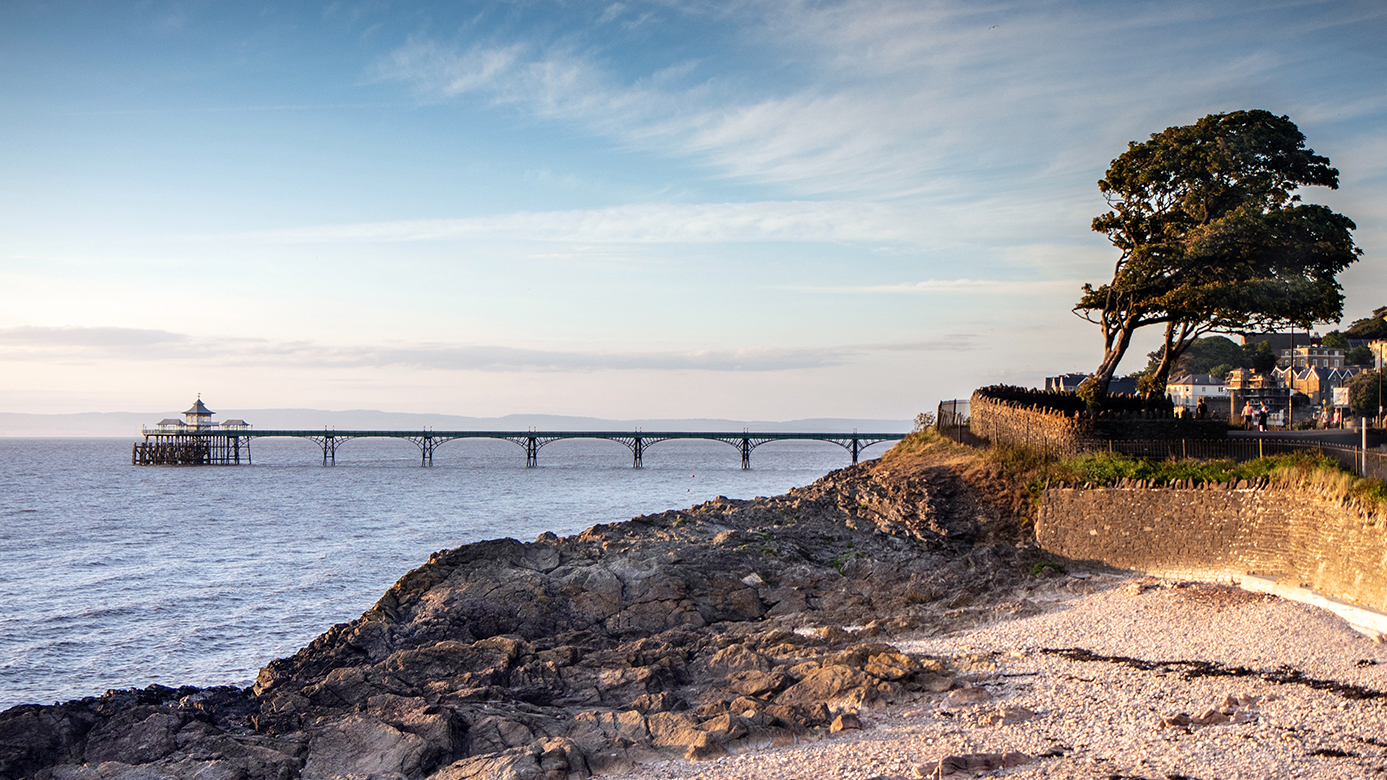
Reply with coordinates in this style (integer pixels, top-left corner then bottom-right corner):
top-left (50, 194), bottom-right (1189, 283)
top-left (132, 429), bottom-right (908, 468)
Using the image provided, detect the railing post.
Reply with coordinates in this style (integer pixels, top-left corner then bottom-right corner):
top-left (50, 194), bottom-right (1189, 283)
top-left (1363, 418), bottom-right (1369, 477)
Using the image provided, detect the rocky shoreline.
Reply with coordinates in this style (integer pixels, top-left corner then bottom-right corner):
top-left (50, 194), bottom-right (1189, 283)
top-left (8, 440), bottom-right (1384, 780)
top-left (3, 442), bottom-right (1058, 779)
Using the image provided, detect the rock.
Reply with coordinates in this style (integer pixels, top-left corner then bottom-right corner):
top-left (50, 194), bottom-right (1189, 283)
top-left (942, 687), bottom-right (993, 708)
top-left (1191, 708), bottom-right (1231, 726)
top-left (726, 670), bottom-right (793, 698)
top-left (82, 710), bottom-right (183, 765)
top-left (919, 751), bottom-right (1033, 778)
top-left (1159, 712), bottom-right (1192, 728)
top-left (628, 692), bottom-right (685, 713)
top-left (775, 665), bottom-right (872, 711)
top-left (682, 731), bottom-right (728, 761)
top-left (301, 714), bottom-right (430, 779)
top-left (983, 705), bottom-right (1036, 726)
top-left (862, 649), bottom-right (917, 681)
top-left (698, 644), bottom-right (770, 676)
top-left (829, 713), bottom-right (862, 732)
top-left (697, 713), bottom-right (749, 742)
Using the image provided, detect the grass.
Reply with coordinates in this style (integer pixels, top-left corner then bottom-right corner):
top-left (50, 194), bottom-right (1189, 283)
top-left (886, 429), bottom-right (1387, 516)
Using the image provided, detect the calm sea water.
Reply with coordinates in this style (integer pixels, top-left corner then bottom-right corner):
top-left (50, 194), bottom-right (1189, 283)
top-left (0, 436), bottom-right (864, 709)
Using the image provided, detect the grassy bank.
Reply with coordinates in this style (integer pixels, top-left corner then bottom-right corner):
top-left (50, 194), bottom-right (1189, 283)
top-left (886, 428), bottom-right (1387, 515)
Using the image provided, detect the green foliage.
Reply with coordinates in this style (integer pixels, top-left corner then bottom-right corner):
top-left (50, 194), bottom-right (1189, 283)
top-left (1153, 335), bottom-right (1247, 376)
top-left (1209, 363), bottom-right (1235, 380)
top-left (1243, 341), bottom-right (1279, 373)
top-left (1075, 110), bottom-right (1360, 402)
top-left (1030, 561), bottom-right (1066, 577)
top-left (832, 551), bottom-right (866, 573)
top-left (1346, 306), bottom-right (1387, 340)
top-left (1322, 331), bottom-right (1349, 349)
top-left (1346, 345), bottom-right (1374, 366)
top-left (1347, 370), bottom-right (1381, 416)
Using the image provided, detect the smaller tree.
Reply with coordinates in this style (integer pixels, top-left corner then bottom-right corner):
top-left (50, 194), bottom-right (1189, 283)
top-left (1346, 307), bottom-right (1387, 340)
top-left (1243, 342), bottom-right (1278, 373)
top-left (1322, 331), bottom-right (1349, 349)
top-left (1348, 370), bottom-right (1381, 417)
top-left (1347, 345), bottom-right (1374, 366)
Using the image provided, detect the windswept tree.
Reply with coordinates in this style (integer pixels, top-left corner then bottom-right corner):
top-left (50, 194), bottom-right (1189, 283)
top-left (1075, 110), bottom-right (1360, 406)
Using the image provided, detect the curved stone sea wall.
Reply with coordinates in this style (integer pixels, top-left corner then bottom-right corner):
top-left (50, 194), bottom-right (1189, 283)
top-left (969, 387), bottom-right (1225, 455)
top-left (1035, 482), bottom-right (1387, 615)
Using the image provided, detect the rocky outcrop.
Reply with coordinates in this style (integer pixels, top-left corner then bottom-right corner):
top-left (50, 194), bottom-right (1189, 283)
top-left (2, 455), bottom-right (1042, 780)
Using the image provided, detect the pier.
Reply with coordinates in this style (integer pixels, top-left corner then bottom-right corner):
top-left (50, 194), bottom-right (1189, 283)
top-left (131, 429), bottom-right (907, 468)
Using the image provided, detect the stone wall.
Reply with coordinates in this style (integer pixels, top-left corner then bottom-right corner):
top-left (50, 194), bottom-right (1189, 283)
top-left (1036, 483), bottom-right (1387, 614)
top-left (969, 390), bottom-right (1227, 454)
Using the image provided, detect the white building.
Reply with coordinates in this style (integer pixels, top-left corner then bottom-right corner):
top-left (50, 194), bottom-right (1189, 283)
top-left (1167, 374), bottom-right (1229, 413)
top-left (146, 397), bottom-right (252, 433)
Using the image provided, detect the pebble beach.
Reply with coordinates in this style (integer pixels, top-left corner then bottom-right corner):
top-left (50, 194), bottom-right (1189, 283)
top-left (612, 574), bottom-right (1387, 780)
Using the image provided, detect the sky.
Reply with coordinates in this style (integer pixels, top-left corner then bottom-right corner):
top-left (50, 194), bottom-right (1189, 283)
top-left (1, 0), bottom-right (1385, 421)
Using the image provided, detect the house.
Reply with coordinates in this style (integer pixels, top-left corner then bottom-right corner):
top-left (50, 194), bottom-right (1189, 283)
top-left (220, 419), bottom-right (252, 430)
top-left (1044, 373), bottom-right (1138, 395)
top-left (1242, 332), bottom-right (1322, 352)
top-left (1166, 374), bottom-right (1228, 413)
top-left (1277, 345), bottom-right (1345, 369)
top-left (1225, 368), bottom-right (1292, 425)
top-left (1274, 365), bottom-right (1362, 407)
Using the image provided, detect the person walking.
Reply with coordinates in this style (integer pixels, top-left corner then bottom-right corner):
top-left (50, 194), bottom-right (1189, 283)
top-left (1258, 403), bottom-right (1269, 431)
top-left (1196, 397), bottom-right (1207, 419)
top-left (1242, 401), bottom-right (1256, 429)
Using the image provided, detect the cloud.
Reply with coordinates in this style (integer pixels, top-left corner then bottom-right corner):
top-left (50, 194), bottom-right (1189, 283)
top-left (785, 278), bottom-right (1087, 295)
top-left (0, 327), bottom-right (985, 372)
top-left (0, 327), bottom-right (847, 372)
top-left (0, 326), bottom-right (188, 350)
top-left (363, 0), bottom-right (1367, 200)
top-left (249, 200), bottom-right (920, 245)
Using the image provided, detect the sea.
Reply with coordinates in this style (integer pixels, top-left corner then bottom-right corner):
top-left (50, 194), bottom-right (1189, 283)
top-left (0, 436), bottom-right (863, 710)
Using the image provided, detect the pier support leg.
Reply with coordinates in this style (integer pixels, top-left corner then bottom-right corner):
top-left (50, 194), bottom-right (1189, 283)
top-left (633, 438), bottom-right (644, 468)
top-left (741, 438), bottom-right (751, 470)
top-left (851, 438), bottom-right (860, 465)
top-left (420, 438), bottom-right (434, 466)
top-left (323, 436), bottom-right (336, 466)
top-left (526, 437), bottom-right (538, 468)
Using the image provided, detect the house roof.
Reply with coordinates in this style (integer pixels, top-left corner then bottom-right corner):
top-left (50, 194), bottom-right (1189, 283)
top-left (157, 418), bottom-right (183, 425)
top-left (184, 398), bottom-right (214, 416)
top-left (1169, 374), bottom-right (1223, 386)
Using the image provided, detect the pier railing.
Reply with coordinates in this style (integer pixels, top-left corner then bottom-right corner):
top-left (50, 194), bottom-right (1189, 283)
top-left (132, 429), bottom-right (909, 469)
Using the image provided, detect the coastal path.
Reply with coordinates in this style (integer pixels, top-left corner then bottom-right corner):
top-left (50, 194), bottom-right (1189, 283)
top-left (131, 429), bottom-right (908, 468)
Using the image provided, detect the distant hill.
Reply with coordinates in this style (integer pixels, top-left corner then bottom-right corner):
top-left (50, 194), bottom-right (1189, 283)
top-left (0, 409), bottom-right (913, 437)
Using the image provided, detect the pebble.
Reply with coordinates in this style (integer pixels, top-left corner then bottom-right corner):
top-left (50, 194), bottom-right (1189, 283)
top-left (605, 576), bottom-right (1387, 780)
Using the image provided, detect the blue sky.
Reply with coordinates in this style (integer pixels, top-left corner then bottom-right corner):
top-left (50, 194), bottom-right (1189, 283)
top-left (2, 0), bottom-right (1384, 420)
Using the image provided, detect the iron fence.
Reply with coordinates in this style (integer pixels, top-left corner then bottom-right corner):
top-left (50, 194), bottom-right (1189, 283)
top-left (934, 397), bottom-right (1387, 479)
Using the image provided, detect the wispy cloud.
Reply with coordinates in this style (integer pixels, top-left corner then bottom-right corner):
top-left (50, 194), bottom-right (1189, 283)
top-left (0, 326), bottom-right (980, 372)
top-left (249, 201), bottom-right (919, 245)
top-left (0, 326), bottom-right (188, 350)
top-left (785, 278), bottom-right (1086, 295)
top-left (364, 0), bottom-right (1370, 200)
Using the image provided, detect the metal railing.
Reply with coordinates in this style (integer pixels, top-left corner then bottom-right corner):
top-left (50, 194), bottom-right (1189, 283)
top-left (935, 398), bottom-right (1387, 479)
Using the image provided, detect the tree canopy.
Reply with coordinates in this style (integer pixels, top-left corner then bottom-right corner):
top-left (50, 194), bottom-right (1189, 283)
top-left (1074, 110), bottom-right (1361, 407)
